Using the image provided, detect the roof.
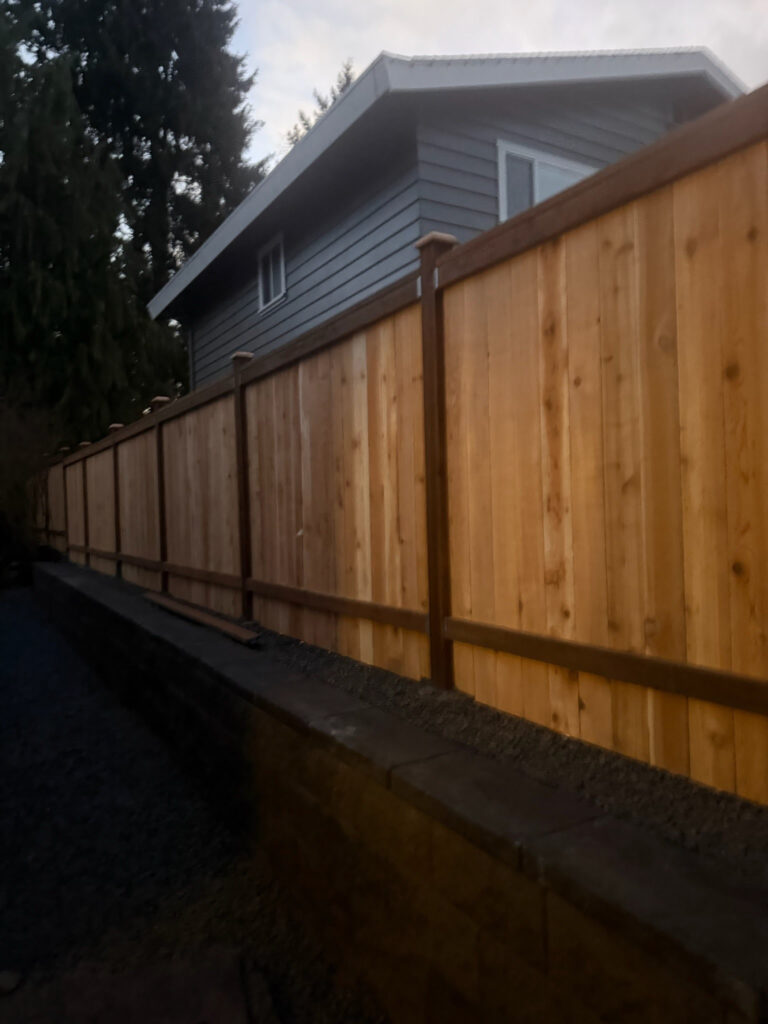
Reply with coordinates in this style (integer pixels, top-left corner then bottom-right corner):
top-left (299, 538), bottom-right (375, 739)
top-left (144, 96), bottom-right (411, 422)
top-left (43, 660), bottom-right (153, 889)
top-left (148, 48), bottom-right (744, 320)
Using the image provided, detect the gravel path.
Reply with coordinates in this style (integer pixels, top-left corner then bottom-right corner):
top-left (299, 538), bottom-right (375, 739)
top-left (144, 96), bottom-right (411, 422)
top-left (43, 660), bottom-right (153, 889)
top-left (0, 588), bottom-right (384, 1023)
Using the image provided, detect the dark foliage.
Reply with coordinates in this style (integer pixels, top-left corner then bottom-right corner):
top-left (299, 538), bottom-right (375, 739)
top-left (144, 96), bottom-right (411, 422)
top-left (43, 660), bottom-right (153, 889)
top-left (287, 60), bottom-right (355, 147)
top-left (32, 0), bottom-right (266, 299)
top-left (0, 0), bottom-right (262, 448)
top-left (0, 53), bottom-right (182, 442)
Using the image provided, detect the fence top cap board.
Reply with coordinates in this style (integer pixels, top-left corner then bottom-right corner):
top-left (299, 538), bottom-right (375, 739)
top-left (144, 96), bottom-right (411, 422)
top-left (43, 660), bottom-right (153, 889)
top-left (147, 47), bottom-right (740, 323)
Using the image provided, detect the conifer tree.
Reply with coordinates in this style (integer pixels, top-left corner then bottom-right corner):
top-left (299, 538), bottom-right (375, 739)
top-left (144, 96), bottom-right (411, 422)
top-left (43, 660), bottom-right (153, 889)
top-left (0, 0), bottom-right (263, 445)
top-left (33, 0), bottom-right (265, 300)
top-left (0, 55), bottom-right (182, 443)
top-left (287, 60), bottom-right (355, 147)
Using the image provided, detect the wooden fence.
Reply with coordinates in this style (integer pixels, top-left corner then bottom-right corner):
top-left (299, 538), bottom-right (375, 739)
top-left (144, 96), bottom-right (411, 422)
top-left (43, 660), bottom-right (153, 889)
top-left (38, 81), bottom-right (768, 805)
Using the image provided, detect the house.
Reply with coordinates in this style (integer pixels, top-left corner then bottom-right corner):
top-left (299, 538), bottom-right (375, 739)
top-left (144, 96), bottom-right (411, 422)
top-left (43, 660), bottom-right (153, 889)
top-left (148, 49), bottom-right (743, 388)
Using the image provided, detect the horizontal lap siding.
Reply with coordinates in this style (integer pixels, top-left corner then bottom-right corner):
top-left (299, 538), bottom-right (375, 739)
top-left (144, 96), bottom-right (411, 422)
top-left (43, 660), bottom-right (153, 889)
top-left (417, 93), bottom-right (675, 242)
top-left (191, 165), bottom-right (422, 387)
top-left (443, 139), bottom-right (768, 804)
top-left (245, 304), bottom-right (429, 680)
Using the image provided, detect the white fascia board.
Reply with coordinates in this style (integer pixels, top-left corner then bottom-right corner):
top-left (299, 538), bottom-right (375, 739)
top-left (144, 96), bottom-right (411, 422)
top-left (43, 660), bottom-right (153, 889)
top-left (383, 49), bottom-right (745, 99)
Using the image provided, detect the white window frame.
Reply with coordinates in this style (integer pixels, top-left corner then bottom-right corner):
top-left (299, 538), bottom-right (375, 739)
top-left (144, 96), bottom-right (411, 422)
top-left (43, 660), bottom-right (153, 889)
top-left (257, 234), bottom-right (286, 313)
top-left (496, 140), bottom-right (598, 223)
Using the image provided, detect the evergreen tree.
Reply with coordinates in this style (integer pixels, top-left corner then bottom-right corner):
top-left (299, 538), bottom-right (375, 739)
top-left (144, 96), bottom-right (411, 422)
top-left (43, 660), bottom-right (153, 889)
top-left (0, 55), bottom-right (182, 443)
top-left (33, 0), bottom-right (265, 300)
top-left (287, 60), bottom-right (355, 146)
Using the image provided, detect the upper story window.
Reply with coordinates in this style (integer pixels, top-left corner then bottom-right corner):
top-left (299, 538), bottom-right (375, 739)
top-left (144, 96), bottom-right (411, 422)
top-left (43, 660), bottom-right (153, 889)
top-left (497, 140), bottom-right (598, 222)
top-left (258, 235), bottom-right (286, 312)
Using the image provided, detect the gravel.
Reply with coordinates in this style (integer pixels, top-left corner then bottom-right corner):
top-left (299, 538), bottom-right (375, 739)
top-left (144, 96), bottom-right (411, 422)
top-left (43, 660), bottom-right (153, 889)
top-left (251, 625), bottom-right (768, 890)
top-left (0, 588), bottom-right (385, 1023)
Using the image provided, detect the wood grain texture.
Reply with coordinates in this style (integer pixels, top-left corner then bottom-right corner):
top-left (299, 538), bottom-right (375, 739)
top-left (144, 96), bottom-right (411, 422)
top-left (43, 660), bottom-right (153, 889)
top-left (298, 349), bottom-right (338, 650)
top-left (717, 142), bottom-right (768, 802)
top-left (441, 139), bottom-right (768, 800)
top-left (65, 463), bottom-right (85, 565)
top-left (463, 272), bottom-right (496, 708)
top-left (163, 396), bottom-right (240, 616)
top-left (394, 306), bottom-right (430, 679)
top-left (538, 237), bottom-right (578, 737)
top-left (635, 186), bottom-right (689, 775)
top-left (564, 221), bottom-right (612, 749)
top-left (674, 160), bottom-right (735, 790)
top-left (486, 260), bottom-right (524, 717)
top-left (85, 450), bottom-right (117, 576)
top-left (117, 431), bottom-right (160, 591)
top-left (47, 464), bottom-right (67, 552)
top-left (241, 306), bottom-right (427, 679)
top-left (444, 281), bottom-right (475, 697)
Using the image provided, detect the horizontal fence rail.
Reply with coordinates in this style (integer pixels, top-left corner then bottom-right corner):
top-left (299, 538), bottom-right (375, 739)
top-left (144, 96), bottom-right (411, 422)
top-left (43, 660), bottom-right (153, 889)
top-left (38, 80), bottom-right (768, 806)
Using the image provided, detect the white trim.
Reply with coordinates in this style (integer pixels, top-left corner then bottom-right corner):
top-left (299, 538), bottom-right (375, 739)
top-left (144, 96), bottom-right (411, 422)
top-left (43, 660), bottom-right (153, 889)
top-left (497, 139), bottom-right (599, 222)
top-left (257, 234), bottom-right (286, 313)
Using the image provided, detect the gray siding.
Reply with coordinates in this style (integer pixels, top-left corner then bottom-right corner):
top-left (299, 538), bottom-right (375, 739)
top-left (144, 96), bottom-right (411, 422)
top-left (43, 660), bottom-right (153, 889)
top-left (190, 86), bottom-right (683, 386)
top-left (191, 160), bottom-right (421, 387)
top-left (416, 90), bottom-right (677, 241)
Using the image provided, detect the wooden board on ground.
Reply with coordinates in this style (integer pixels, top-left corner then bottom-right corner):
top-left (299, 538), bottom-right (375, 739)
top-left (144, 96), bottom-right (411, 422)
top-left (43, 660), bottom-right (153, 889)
top-left (145, 592), bottom-right (260, 646)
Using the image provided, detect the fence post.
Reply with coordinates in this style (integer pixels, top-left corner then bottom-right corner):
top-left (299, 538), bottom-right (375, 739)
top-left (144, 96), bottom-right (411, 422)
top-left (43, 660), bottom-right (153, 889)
top-left (416, 231), bottom-right (458, 689)
top-left (150, 398), bottom-right (171, 592)
top-left (232, 352), bottom-right (253, 620)
top-left (109, 424), bottom-right (123, 577)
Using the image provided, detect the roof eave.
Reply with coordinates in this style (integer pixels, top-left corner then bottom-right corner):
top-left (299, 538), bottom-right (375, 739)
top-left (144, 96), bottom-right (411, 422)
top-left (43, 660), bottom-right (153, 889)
top-left (148, 48), bottom-right (743, 321)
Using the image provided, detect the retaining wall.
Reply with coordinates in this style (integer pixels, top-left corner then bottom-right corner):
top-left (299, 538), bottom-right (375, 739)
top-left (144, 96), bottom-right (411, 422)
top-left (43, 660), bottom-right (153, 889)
top-left (34, 562), bottom-right (768, 1023)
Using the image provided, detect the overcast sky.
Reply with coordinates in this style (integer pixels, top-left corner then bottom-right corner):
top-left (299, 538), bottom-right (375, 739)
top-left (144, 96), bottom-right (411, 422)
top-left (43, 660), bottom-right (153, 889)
top-left (233, 0), bottom-right (767, 167)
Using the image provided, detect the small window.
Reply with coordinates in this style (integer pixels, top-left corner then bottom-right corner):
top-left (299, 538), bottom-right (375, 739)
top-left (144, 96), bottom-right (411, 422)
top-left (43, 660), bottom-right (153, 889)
top-left (258, 235), bottom-right (286, 312)
top-left (497, 141), bottom-right (597, 223)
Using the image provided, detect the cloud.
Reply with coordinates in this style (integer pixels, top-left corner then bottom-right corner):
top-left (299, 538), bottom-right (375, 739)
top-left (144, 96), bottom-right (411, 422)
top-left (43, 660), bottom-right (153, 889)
top-left (232, 0), bottom-right (768, 164)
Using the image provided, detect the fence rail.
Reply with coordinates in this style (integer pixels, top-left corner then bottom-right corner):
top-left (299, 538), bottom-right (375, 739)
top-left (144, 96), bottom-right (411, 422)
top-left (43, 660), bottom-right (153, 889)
top-left (38, 80), bottom-right (768, 805)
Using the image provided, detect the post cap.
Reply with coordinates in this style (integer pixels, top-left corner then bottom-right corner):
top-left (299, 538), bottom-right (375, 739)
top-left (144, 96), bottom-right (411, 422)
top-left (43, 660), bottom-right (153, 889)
top-left (232, 351), bottom-right (253, 372)
top-left (107, 423), bottom-right (124, 433)
top-left (150, 395), bottom-right (171, 413)
top-left (78, 441), bottom-right (91, 449)
top-left (58, 446), bottom-right (70, 454)
top-left (415, 231), bottom-right (459, 251)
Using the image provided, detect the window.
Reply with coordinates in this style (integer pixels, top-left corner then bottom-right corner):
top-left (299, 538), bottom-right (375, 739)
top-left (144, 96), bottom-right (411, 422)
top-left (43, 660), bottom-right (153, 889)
top-left (258, 235), bottom-right (286, 312)
top-left (497, 141), bottom-right (598, 223)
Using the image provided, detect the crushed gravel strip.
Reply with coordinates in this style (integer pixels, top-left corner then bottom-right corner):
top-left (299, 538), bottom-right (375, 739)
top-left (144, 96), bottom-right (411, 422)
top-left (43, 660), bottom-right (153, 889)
top-left (251, 626), bottom-right (768, 890)
top-left (0, 588), bottom-right (385, 1024)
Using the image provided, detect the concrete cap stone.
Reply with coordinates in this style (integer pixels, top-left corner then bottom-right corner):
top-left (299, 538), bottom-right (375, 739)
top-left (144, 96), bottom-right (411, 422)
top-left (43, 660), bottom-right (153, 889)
top-left (392, 748), bottom-right (599, 868)
top-left (311, 707), bottom-right (461, 785)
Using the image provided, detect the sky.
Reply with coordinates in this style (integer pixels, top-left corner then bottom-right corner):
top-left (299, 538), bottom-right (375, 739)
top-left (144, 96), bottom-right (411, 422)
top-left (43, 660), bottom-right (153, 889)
top-left (233, 0), bottom-right (768, 167)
